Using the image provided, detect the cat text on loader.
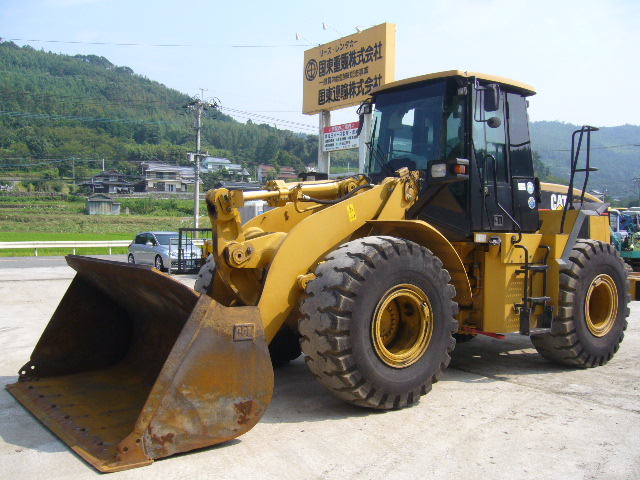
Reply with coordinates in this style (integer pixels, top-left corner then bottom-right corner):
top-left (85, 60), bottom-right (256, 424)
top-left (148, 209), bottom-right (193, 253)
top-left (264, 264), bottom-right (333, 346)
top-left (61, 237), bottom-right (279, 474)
top-left (7, 70), bottom-right (629, 472)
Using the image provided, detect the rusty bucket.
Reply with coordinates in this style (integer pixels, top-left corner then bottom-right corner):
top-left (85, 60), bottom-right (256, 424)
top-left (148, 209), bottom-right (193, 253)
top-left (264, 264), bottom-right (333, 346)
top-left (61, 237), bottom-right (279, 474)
top-left (6, 256), bottom-right (274, 472)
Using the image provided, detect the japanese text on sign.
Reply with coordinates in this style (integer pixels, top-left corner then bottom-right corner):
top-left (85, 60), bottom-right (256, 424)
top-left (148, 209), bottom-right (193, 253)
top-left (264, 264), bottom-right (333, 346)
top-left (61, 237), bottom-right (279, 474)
top-left (303, 23), bottom-right (396, 114)
top-left (323, 122), bottom-right (360, 152)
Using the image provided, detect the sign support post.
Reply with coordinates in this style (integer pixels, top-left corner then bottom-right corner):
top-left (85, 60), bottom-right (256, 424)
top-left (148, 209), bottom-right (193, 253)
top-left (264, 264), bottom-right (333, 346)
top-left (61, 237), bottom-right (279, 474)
top-left (318, 110), bottom-right (331, 174)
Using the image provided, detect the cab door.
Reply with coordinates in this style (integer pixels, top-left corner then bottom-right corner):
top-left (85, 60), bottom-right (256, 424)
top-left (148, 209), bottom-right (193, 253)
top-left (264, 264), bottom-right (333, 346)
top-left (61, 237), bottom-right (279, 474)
top-left (472, 85), bottom-right (515, 231)
top-left (471, 85), bottom-right (539, 233)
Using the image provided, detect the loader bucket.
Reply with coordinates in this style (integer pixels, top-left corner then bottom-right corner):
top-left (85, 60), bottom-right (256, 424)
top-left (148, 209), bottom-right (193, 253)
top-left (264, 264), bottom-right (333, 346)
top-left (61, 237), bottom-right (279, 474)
top-left (6, 256), bottom-right (274, 473)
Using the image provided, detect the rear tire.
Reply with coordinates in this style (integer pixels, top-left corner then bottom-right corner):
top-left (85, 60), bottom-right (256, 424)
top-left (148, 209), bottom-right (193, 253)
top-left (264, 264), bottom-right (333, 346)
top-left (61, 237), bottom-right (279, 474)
top-left (268, 325), bottom-right (302, 367)
top-left (194, 254), bottom-right (215, 294)
top-left (299, 236), bottom-right (457, 410)
top-left (127, 254), bottom-right (135, 264)
top-left (531, 240), bottom-right (629, 367)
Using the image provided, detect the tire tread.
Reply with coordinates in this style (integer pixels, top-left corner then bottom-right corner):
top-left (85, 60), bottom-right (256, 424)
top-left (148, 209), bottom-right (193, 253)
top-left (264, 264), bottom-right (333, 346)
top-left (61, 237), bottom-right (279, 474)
top-left (299, 236), bottom-right (457, 409)
top-left (531, 239), bottom-right (629, 367)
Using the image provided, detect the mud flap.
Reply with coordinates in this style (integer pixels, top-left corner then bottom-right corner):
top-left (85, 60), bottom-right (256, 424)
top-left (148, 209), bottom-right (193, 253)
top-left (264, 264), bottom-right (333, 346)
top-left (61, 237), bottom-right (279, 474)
top-left (6, 256), bottom-right (274, 472)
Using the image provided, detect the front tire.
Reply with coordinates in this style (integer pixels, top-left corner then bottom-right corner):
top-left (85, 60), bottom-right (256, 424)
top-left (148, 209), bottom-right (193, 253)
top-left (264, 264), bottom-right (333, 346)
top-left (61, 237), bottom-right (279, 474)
top-left (299, 236), bottom-right (457, 410)
top-left (531, 240), bottom-right (629, 367)
top-left (127, 254), bottom-right (135, 264)
top-left (154, 255), bottom-right (164, 271)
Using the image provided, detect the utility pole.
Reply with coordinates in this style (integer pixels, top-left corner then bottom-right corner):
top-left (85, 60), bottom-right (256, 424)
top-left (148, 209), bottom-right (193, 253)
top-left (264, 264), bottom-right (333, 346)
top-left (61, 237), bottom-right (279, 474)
top-left (185, 96), bottom-right (218, 229)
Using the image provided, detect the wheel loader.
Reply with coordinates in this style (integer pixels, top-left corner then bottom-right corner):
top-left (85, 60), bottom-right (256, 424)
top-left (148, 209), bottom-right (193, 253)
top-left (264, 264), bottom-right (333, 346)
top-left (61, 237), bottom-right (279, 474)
top-left (7, 70), bottom-right (629, 472)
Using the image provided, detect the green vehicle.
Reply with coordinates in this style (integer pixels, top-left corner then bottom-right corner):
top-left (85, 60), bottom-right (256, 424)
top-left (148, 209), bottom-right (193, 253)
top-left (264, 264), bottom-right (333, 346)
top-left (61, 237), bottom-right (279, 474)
top-left (611, 209), bottom-right (640, 270)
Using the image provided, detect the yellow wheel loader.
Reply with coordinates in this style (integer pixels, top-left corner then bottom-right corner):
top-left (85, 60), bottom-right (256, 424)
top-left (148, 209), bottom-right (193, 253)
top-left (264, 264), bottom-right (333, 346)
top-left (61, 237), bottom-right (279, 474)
top-left (7, 70), bottom-right (629, 472)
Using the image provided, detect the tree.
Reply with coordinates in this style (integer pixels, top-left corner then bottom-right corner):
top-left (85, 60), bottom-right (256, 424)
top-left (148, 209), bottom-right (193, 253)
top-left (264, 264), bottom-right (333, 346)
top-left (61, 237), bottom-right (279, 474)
top-left (25, 136), bottom-right (49, 157)
top-left (201, 171), bottom-right (225, 191)
top-left (532, 151), bottom-right (550, 180)
top-left (275, 150), bottom-right (304, 172)
top-left (256, 134), bottom-right (281, 163)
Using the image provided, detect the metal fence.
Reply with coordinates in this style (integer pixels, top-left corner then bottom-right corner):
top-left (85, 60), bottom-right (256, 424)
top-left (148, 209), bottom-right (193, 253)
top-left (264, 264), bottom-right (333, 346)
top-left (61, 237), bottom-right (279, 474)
top-left (169, 228), bottom-right (212, 274)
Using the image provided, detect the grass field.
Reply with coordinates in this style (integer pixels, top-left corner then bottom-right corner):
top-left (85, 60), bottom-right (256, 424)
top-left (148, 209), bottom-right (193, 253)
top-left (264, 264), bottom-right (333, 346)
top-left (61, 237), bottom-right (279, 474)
top-left (0, 194), bottom-right (210, 257)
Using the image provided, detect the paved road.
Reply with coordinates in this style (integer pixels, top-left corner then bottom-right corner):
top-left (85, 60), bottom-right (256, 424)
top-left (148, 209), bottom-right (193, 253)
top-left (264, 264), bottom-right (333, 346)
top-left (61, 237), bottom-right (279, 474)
top-left (0, 263), bottom-right (639, 480)
top-left (0, 255), bottom-right (128, 270)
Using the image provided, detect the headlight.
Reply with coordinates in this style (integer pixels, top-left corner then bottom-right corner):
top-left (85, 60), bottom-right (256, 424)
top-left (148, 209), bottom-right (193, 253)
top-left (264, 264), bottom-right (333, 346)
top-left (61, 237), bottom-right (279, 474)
top-left (430, 163), bottom-right (447, 178)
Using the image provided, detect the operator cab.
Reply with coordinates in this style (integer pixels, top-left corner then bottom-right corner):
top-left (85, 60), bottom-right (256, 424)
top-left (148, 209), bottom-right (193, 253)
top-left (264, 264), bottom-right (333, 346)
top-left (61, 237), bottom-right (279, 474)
top-left (366, 70), bottom-right (538, 241)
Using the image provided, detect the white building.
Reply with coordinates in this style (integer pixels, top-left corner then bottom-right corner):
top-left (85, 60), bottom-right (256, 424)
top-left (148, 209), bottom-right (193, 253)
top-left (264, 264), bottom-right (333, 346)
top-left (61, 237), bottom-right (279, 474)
top-left (201, 157), bottom-right (251, 180)
top-left (142, 162), bottom-right (195, 193)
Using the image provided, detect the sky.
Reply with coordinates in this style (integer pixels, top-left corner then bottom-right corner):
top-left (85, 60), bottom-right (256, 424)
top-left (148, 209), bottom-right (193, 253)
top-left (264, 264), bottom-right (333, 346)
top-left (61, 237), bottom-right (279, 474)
top-left (1, 0), bottom-right (639, 133)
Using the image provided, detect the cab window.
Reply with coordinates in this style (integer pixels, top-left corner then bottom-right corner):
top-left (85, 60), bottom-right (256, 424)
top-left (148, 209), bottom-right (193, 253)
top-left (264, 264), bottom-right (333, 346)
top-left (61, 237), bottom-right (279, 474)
top-left (473, 85), bottom-right (507, 183)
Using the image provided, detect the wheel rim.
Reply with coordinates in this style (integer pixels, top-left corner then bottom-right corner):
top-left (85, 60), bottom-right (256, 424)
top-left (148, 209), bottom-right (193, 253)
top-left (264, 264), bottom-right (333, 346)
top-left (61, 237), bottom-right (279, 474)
top-left (585, 273), bottom-right (618, 337)
top-left (128, 255), bottom-right (134, 263)
top-left (371, 284), bottom-right (433, 368)
top-left (155, 256), bottom-right (163, 269)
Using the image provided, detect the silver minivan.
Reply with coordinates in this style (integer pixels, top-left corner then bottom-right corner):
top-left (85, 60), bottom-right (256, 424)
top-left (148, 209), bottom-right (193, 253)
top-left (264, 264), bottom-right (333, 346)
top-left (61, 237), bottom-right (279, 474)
top-left (127, 231), bottom-right (199, 271)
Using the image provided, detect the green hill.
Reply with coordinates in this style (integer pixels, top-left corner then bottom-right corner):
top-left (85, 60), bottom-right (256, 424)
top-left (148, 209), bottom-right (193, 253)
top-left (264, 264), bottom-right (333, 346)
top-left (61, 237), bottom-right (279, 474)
top-left (531, 121), bottom-right (640, 200)
top-left (0, 41), bottom-right (321, 186)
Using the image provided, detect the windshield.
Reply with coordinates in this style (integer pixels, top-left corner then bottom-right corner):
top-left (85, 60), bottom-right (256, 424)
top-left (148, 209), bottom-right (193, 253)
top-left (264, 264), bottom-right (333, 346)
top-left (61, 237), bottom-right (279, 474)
top-left (154, 233), bottom-right (178, 246)
top-left (367, 79), bottom-right (465, 179)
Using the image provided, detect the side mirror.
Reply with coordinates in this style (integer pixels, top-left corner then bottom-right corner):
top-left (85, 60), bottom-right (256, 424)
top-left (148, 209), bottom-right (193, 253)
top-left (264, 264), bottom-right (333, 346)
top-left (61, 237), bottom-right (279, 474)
top-left (146, 241), bottom-right (153, 246)
top-left (484, 84), bottom-right (500, 112)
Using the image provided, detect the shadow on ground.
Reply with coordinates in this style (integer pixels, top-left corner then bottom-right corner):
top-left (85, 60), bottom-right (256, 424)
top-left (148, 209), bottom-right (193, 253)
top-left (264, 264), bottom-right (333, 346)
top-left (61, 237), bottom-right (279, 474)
top-left (447, 333), bottom-right (574, 381)
top-left (0, 334), bottom-right (576, 457)
top-left (263, 333), bottom-right (576, 423)
top-left (0, 376), bottom-right (67, 454)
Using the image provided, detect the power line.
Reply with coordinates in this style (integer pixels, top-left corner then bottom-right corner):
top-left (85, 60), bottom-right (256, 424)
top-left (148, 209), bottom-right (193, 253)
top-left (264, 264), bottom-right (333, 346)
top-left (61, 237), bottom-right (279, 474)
top-left (0, 110), bottom-right (181, 125)
top-left (2, 87), bottom-right (303, 114)
top-left (0, 88), bottom-right (189, 109)
top-left (0, 157), bottom-right (122, 168)
top-left (3, 38), bottom-right (313, 48)
top-left (221, 111), bottom-right (316, 133)
top-left (1, 85), bottom-right (313, 132)
top-left (0, 156), bottom-right (191, 168)
top-left (219, 106), bottom-right (316, 131)
top-left (0, 107), bottom-right (316, 133)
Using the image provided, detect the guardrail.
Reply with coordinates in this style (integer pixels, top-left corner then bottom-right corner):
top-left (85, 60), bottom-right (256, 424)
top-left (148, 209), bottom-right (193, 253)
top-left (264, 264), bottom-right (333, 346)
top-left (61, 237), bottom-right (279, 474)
top-left (0, 240), bottom-right (131, 256)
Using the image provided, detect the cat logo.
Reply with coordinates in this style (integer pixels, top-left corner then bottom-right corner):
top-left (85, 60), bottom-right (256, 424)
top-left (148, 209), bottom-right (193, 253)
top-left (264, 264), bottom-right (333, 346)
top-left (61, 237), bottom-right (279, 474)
top-left (550, 194), bottom-right (567, 210)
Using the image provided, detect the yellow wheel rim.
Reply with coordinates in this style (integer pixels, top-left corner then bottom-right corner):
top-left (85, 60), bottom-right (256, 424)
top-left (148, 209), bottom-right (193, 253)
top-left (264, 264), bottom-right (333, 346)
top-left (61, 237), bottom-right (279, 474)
top-left (371, 284), bottom-right (432, 368)
top-left (585, 274), bottom-right (618, 337)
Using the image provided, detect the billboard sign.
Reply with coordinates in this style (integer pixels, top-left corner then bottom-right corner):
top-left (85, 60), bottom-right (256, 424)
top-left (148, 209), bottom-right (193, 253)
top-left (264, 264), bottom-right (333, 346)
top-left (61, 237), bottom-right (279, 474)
top-left (323, 122), bottom-right (360, 152)
top-left (302, 23), bottom-right (396, 115)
